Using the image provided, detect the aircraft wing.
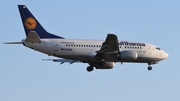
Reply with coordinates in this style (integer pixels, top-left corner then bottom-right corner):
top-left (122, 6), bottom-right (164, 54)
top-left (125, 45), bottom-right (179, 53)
top-left (99, 34), bottom-right (119, 54)
top-left (91, 34), bottom-right (120, 61)
top-left (43, 59), bottom-right (81, 64)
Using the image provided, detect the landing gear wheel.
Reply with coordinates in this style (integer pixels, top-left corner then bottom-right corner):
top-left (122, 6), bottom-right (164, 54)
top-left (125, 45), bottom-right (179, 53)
top-left (148, 66), bottom-right (152, 71)
top-left (87, 66), bottom-right (94, 72)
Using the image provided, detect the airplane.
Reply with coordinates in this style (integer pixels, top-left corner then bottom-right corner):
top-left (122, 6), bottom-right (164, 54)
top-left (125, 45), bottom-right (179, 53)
top-left (4, 5), bottom-right (169, 72)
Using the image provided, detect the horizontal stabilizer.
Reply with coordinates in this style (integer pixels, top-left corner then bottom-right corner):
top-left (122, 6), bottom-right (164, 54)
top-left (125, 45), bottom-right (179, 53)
top-left (43, 59), bottom-right (80, 64)
top-left (4, 42), bottom-right (22, 44)
top-left (25, 31), bottom-right (41, 43)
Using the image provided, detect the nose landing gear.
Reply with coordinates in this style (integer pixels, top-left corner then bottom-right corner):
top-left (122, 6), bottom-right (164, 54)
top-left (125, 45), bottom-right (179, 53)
top-left (148, 66), bottom-right (152, 71)
top-left (86, 66), bottom-right (94, 72)
top-left (147, 61), bottom-right (159, 71)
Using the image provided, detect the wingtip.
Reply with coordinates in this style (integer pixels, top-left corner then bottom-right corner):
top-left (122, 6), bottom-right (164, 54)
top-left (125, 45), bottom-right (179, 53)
top-left (18, 5), bottom-right (25, 6)
top-left (107, 33), bottom-right (116, 36)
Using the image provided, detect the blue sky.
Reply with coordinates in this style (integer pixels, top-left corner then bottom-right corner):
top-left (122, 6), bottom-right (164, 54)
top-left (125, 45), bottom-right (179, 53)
top-left (0, 0), bottom-right (179, 101)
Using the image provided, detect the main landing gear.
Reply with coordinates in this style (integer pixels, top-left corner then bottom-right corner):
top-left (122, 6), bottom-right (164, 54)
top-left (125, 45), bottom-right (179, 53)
top-left (86, 62), bottom-right (106, 72)
top-left (87, 66), bottom-right (94, 72)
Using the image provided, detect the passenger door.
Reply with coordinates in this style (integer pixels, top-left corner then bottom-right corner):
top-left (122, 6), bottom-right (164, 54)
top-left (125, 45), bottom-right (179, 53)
top-left (54, 42), bottom-right (59, 51)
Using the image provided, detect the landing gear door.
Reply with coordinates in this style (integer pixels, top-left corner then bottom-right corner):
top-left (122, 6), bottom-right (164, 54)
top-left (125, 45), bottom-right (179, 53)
top-left (54, 42), bottom-right (59, 51)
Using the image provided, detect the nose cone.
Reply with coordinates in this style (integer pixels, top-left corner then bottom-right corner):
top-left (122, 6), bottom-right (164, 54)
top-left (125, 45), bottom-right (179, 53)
top-left (164, 51), bottom-right (169, 59)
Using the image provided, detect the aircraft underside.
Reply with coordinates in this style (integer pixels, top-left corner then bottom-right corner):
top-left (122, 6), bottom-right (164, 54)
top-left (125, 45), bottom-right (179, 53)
top-left (53, 54), bottom-right (160, 72)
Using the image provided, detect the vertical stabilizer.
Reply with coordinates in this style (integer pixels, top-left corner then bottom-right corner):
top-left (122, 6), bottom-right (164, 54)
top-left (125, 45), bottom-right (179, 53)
top-left (18, 5), bottom-right (64, 39)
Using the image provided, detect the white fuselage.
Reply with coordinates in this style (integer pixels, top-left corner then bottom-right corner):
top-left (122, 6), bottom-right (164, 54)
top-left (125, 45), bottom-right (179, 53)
top-left (22, 38), bottom-right (168, 64)
top-left (6, 5), bottom-right (169, 71)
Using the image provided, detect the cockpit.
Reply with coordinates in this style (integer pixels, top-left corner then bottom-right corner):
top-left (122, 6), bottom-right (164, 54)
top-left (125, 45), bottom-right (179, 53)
top-left (156, 47), bottom-right (161, 50)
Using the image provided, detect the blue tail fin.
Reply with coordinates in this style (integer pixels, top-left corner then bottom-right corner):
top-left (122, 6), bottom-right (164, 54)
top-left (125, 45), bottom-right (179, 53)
top-left (18, 5), bottom-right (64, 39)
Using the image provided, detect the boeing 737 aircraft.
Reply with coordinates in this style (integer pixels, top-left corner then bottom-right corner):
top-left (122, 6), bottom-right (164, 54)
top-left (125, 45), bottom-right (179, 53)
top-left (4, 5), bottom-right (169, 72)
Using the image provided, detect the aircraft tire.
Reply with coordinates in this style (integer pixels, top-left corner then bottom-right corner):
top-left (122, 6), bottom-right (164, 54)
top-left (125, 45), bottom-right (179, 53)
top-left (148, 66), bottom-right (152, 71)
top-left (87, 66), bottom-right (94, 72)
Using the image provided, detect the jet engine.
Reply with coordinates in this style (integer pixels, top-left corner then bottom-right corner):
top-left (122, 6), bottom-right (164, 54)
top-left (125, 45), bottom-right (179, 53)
top-left (94, 62), bottom-right (114, 69)
top-left (116, 50), bottom-right (138, 60)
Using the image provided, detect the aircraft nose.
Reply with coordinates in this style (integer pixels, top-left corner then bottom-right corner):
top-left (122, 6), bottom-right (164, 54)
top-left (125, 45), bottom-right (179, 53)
top-left (164, 51), bottom-right (169, 59)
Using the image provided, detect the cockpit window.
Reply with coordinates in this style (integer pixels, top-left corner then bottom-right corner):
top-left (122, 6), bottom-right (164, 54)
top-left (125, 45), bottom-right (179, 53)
top-left (156, 47), bottom-right (161, 50)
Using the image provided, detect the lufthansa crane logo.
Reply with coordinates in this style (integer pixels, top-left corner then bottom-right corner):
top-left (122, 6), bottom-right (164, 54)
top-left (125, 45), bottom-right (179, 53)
top-left (25, 17), bottom-right (37, 30)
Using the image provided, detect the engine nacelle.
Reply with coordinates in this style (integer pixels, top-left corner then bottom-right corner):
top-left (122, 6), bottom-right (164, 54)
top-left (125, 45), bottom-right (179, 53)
top-left (94, 62), bottom-right (114, 69)
top-left (116, 50), bottom-right (138, 60)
